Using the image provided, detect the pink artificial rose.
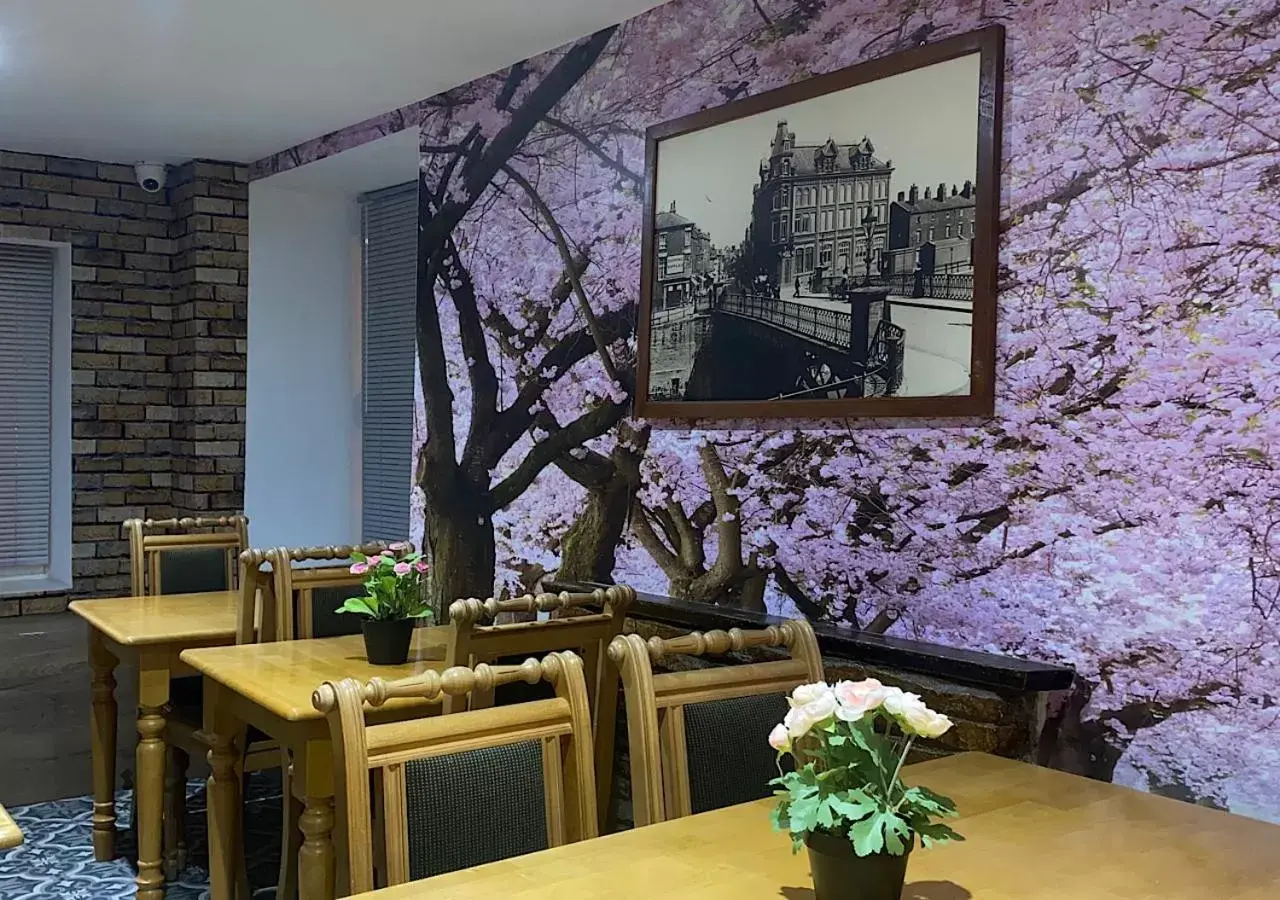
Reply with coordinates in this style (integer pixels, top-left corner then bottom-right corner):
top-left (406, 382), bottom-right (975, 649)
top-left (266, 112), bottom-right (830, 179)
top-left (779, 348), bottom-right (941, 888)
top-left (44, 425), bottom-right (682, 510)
top-left (768, 723), bottom-right (791, 752)
top-left (392, 561), bottom-right (412, 576)
top-left (349, 562), bottom-right (368, 575)
top-left (833, 678), bottom-right (890, 723)
top-left (414, 560), bottom-right (429, 573)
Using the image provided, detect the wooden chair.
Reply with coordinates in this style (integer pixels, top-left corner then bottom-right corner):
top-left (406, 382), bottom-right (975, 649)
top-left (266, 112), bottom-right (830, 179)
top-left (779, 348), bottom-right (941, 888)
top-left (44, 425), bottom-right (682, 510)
top-left (608, 619), bottom-right (823, 828)
top-left (122, 515), bottom-right (250, 878)
top-left (231, 541), bottom-right (408, 899)
top-left (313, 652), bottom-right (598, 894)
top-left (235, 541), bottom-right (411, 645)
top-left (445, 585), bottom-right (634, 829)
top-left (124, 515), bottom-right (249, 597)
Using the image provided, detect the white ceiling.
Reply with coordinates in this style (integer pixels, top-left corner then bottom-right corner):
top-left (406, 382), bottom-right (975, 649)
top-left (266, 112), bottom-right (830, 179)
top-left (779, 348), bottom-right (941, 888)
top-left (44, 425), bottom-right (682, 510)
top-left (0, 0), bottom-right (669, 166)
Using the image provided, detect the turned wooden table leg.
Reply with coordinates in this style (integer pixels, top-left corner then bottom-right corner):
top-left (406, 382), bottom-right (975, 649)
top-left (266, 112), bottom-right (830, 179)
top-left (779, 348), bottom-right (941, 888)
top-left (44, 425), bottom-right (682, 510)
top-left (298, 796), bottom-right (336, 900)
top-left (135, 704), bottom-right (167, 900)
top-left (135, 653), bottom-right (172, 900)
top-left (205, 680), bottom-right (248, 900)
top-left (89, 631), bottom-right (119, 862)
top-left (295, 738), bottom-right (337, 900)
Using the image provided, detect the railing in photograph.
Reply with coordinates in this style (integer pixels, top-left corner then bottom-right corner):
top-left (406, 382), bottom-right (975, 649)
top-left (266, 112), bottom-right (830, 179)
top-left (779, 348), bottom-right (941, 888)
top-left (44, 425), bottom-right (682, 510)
top-left (880, 272), bottom-right (974, 301)
top-left (868, 321), bottom-right (906, 395)
top-left (719, 292), bottom-right (851, 350)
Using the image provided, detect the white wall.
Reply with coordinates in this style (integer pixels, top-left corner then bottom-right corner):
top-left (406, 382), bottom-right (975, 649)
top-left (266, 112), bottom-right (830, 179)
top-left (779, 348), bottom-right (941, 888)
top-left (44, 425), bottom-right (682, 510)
top-left (245, 182), bottom-right (362, 547)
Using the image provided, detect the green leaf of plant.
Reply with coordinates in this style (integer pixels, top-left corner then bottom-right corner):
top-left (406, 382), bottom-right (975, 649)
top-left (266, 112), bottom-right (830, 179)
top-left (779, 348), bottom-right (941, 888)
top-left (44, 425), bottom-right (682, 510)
top-left (350, 551), bottom-right (367, 563)
top-left (828, 789), bottom-right (877, 823)
top-left (902, 785), bottom-right (959, 817)
top-left (788, 791), bottom-right (822, 835)
top-left (848, 812), bottom-right (885, 856)
top-left (915, 821), bottom-right (964, 848)
top-left (335, 597), bottom-right (376, 618)
top-left (770, 801), bottom-right (789, 833)
top-left (850, 810), bottom-right (911, 857)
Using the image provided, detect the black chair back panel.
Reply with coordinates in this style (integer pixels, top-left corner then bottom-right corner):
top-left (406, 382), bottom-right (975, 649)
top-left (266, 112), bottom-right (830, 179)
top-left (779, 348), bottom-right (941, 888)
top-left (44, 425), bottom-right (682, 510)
top-left (404, 740), bottom-right (548, 880)
top-left (158, 547), bottom-right (228, 595)
top-left (683, 692), bottom-right (791, 814)
top-left (309, 585), bottom-right (368, 639)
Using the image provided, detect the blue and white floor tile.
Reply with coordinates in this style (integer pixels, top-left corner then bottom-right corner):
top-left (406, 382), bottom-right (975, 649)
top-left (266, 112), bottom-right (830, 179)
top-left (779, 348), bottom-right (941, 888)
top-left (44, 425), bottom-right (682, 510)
top-left (0, 776), bottom-right (283, 900)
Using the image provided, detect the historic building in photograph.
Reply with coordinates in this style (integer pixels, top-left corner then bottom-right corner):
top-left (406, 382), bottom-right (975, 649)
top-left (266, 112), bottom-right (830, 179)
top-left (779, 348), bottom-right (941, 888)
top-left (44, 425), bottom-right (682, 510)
top-left (747, 121), bottom-right (893, 293)
top-left (886, 181), bottom-right (977, 274)
top-left (654, 201), bottom-right (712, 309)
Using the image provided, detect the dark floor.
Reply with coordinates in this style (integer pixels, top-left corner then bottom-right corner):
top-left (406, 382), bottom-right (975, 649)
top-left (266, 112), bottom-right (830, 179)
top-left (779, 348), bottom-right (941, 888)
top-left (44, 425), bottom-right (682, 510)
top-left (0, 611), bottom-right (137, 806)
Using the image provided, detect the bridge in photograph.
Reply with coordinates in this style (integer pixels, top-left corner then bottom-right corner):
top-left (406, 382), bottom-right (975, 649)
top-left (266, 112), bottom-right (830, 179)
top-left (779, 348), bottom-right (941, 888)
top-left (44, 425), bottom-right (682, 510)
top-left (682, 288), bottom-right (907, 400)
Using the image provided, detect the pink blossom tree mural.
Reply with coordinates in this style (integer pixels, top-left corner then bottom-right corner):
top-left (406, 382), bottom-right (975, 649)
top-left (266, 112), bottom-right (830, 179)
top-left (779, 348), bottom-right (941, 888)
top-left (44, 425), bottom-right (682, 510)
top-left (387, 0), bottom-right (1280, 818)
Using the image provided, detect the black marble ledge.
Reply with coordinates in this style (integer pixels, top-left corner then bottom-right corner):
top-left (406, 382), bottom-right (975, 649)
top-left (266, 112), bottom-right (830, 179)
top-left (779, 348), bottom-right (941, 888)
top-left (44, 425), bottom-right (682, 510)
top-left (549, 581), bottom-right (1075, 694)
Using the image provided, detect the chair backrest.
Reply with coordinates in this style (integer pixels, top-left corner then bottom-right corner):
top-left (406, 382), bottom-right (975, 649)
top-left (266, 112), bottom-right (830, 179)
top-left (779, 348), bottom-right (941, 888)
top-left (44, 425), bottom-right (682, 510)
top-left (124, 515), bottom-right (249, 597)
top-left (313, 652), bottom-right (598, 894)
top-left (444, 585), bottom-right (635, 709)
top-left (446, 585), bottom-right (635, 831)
top-left (236, 542), bottom-right (412, 643)
top-left (608, 618), bottom-right (823, 827)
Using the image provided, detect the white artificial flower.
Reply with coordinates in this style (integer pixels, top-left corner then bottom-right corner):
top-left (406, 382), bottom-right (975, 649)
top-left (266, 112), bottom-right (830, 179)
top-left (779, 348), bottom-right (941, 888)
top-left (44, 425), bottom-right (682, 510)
top-left (783, 692), bottom-right (837, 738)
top-left (789, 681), bottom-right (834, 708)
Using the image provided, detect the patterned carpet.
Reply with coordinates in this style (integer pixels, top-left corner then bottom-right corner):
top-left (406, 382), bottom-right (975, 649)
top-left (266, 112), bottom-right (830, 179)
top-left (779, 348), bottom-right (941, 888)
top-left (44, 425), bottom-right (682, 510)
top-left (0, 775), bottom-right (284, 899)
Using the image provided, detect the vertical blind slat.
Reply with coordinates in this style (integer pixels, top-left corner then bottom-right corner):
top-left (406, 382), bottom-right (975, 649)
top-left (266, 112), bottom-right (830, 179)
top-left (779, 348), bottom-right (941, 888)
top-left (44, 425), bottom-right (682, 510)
top-left (0, 243), bottom-right (55, 568)
top-left (361, 183), bottom-right (418, 543)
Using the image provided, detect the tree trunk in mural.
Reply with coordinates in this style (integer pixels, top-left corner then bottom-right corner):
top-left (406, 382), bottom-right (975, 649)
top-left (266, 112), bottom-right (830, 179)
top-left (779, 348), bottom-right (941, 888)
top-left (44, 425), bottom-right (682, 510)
top-left (556, 423), bottom-right (650, 584)
top-left (413, 27), bottom-right (632, 607)
top-left (630, 442), bottom-right (767, 611)
top-left (424, 491), bottom-right (496, 610)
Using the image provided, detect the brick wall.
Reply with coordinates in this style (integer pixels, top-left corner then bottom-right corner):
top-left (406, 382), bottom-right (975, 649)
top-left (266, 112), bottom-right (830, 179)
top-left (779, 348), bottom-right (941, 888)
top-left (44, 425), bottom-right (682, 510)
top-left (168, 161), bottom-right (249, 518)
top-left (0, 150), bottom-right (248, 614)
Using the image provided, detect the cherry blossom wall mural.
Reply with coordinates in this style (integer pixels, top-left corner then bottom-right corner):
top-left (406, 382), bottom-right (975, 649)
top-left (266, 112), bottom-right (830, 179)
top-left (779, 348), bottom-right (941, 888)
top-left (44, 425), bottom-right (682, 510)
top-left (257, 0), bottom-right (1280, 820)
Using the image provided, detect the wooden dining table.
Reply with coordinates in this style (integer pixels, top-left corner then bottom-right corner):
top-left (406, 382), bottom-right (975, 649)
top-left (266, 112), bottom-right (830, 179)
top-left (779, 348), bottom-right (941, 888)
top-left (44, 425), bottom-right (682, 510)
top-left (69, 589), bottom-right (241, 900)
top-left (347, 752), bottom-right (1280, 899)
top-left (0, 803), bottom-right (23, 851)
top-left (180, 625), bottom-right (453, 900)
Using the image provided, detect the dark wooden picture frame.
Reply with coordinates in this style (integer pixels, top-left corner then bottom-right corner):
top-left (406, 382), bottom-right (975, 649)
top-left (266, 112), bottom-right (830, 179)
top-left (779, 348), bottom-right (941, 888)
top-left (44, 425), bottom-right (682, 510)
top-left (635, 26), bottom-right (1004, 421)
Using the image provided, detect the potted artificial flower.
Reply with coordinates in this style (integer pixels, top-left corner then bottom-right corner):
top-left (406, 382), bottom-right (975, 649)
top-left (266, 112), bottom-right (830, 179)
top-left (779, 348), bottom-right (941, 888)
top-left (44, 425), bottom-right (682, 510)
top-left (769, 679), bottom-right (962, 900)
top-left (335, 549), bottom-right (433, 665)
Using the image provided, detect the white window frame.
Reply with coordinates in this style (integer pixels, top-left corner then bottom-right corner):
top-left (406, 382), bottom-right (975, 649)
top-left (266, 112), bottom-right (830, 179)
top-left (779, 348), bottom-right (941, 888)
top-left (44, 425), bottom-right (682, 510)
top-left (0, 239), bottom-right (72, 596)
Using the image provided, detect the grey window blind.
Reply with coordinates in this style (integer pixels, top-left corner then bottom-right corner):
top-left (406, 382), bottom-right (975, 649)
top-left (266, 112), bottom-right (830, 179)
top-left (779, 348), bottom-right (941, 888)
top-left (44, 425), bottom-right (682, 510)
top-left (360, 182), bottom-right (418, 542)
top-left (0, 243), bottom-right (55, 573)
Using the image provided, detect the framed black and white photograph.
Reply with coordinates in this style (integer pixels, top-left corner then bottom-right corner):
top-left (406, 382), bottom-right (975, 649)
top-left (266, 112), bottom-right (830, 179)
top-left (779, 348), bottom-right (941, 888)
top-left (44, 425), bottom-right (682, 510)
top-left (635, 27), bottom-right (1003, 421)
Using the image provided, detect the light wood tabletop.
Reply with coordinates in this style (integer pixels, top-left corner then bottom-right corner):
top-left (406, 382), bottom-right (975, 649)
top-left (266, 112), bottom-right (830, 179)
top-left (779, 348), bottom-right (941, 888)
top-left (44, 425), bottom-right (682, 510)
top-left (180, 625), bottom-right (451, 720)
top-left (180, 625), bottom-right (453, 900)
top-left (68, 589), bottom-right (242, 900)
top-left (70, 590), bottom-right (240, 646)
top-left (348, 752), bottom-right (1280, 900)
top-left (0, 803), bottom-right (23, 851)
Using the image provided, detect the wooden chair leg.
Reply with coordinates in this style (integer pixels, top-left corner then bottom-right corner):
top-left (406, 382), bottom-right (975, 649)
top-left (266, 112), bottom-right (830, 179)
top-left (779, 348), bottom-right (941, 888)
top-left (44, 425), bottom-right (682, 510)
top-left (163, 746), bottom-right (190, 879)
top-left (276, 756), bottom-right (302, 900)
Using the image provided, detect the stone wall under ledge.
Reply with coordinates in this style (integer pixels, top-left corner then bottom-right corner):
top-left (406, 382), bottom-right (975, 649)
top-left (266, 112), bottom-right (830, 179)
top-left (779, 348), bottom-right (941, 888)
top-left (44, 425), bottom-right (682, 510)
top-left (549, 583), bottom-right (1075, 829)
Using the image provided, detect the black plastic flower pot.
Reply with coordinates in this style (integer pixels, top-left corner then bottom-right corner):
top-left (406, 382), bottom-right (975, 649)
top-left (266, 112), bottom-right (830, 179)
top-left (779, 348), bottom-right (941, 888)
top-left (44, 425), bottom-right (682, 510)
top-left (360, 618), bottom-right (414, 665)
top-left (805, 831), bottom-right (913, 900)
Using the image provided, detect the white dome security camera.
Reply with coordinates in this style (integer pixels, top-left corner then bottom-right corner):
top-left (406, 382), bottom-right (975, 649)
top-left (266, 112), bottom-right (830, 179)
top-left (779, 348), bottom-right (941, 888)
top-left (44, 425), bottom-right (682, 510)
top-left (134, 163), bottom-right (168, 194)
